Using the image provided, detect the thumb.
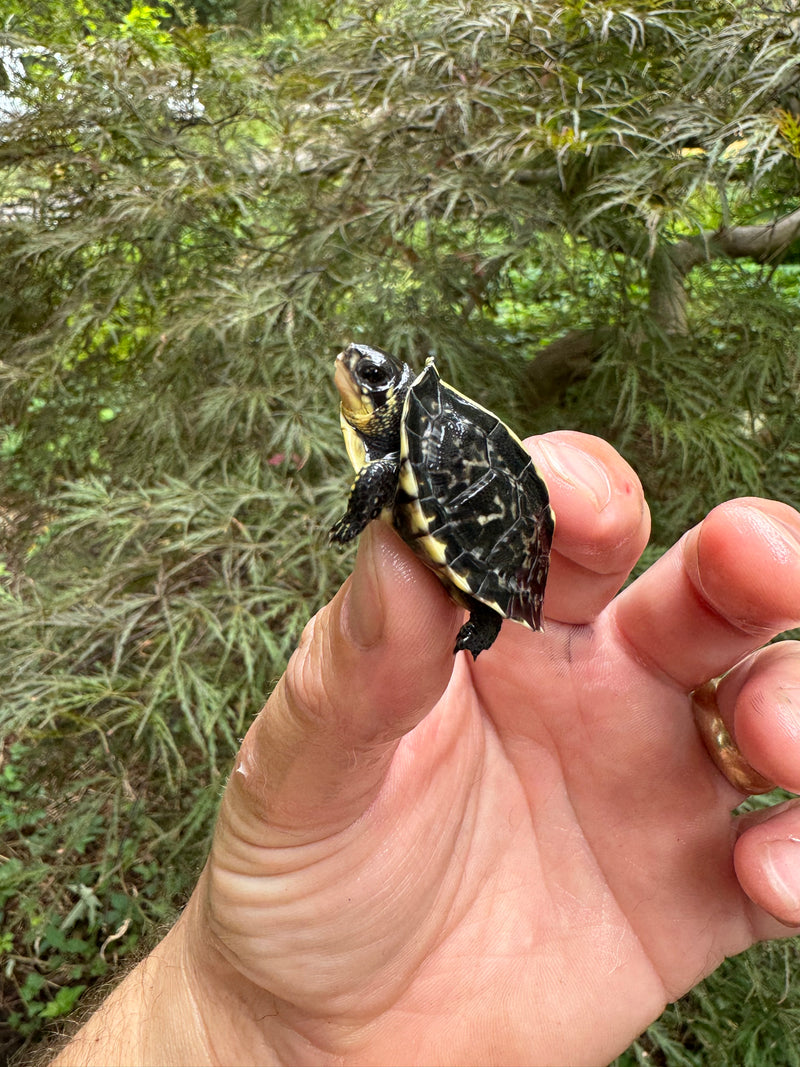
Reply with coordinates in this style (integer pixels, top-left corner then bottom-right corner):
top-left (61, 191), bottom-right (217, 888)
top-left (221, 522), bottom-right (459, 846)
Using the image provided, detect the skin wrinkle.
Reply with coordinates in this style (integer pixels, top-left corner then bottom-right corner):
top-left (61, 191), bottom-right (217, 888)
top-left (288, 619), bottom-right (398, 753)
top-left (721, 648), bottom-right (800, 790)
top-left (557, 499), bottom-right (648, 565)
top-left (744, 509), bottom-right (800, 565)
top-left (550, 547), bottom-right (626, 583)
top-left (402, 793), bottom-right (484, 977)
top-left (565, 624), bottom-right (580, 666)
top-left (341, 531), bottom-right (385, 652)
top-left (209, 873), bottom-right (406, 1029)
top-left (210, 691), bottom-right (499, 1041)
top-left (364, 706), bottom-right (524, 1016)
top-left (683, 533), bottom-right (757, 635)
top-left (214, 806), bottom-right (372, 876)
top-left (608, 605), bottom-right (682, 690)
top-left (689, 580), bottom-right (776, 641)
top-left (296, 623), bottom-right (340, 731)
top-left (738, 830), bottom-right (790, 944)
top-left (648, 828), bottom-right (749, 991)
top-left (203, 976), bottom-right (306, 1067)
top-left (485, 649), bottom-right (613, 942)
top-left (772, 687), bottom-right (800, 744)
top-left (399, 796), bottom-right (557, 1055)
top-left (735, 808), bottom-right (800, 931)
top-left (232, 708), bottom-right (391, 844)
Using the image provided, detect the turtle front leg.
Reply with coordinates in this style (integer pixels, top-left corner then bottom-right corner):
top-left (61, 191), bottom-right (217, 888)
top-left (330, 456), bottom-right (400, 544)
top-left (454, 599), bottom-right (503, 659)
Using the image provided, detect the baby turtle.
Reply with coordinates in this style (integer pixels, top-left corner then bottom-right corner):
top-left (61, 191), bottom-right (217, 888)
top-left (330, 343), bottom-right (554, 658)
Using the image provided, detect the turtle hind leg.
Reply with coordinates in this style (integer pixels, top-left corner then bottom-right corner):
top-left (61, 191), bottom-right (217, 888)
top-left (454, 600), bottom-right (503, 659)
top-left (330, 456), bottom-right (399, 544)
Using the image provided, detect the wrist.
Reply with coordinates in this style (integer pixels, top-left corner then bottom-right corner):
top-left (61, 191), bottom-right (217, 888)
top-left (52, 898), bottom-right (214, 1067)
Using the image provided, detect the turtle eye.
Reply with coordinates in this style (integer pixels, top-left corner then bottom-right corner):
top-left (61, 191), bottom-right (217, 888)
top-left (358, 359), bottom-right (393, 389)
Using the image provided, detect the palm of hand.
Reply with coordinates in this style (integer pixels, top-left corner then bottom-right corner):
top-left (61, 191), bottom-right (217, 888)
top-left (196, 433), bottom-right (800, 1066)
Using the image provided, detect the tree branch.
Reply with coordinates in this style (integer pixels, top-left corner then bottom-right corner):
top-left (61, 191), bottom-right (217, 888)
top-left (650, 204), bottom-right (800, 334)
top-left (527, 205), bottom-right (800, 400)
top-left (708, 204), bottom-right (800, 262)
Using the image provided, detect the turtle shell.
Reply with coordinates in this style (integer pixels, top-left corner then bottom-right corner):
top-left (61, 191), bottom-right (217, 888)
top-left (396, 360), bottom-right (554, 631)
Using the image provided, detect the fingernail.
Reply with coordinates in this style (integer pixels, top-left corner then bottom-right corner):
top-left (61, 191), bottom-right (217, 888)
top-left (752, 509), bottom-right (800, 564)
top-left (538, 441), bottom-right (612, 512)
top-left (763, 839), bottom-right (800, 913)
top-left (342, 525), bottom-right (385, 649)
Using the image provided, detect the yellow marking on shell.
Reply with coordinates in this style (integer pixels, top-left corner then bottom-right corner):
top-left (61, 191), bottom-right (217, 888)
top-left (393, 360), bottom-right (552, 627)
top-left (419, 533), bottom-right (449, 566)
top-left (405, 509), bottom-right (429, 535)
top-left (398, 456), bottom-right (418, 497)
top-left (399, 468), bottom-right (432, 535)
top-left (440, 562), bottom-right (472, 593)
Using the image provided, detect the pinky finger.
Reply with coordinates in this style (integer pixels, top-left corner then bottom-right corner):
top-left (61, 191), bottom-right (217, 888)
top-left (735, 800), bottom-right (800, 931)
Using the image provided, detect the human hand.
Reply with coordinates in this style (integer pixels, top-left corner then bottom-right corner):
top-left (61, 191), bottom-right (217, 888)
top-left (55, 431), bottom-right (800, 1067)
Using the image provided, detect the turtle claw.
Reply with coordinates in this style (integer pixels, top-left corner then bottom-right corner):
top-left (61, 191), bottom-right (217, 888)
top-left (329, 516), bottom-right (362, 544)
top-left (454, 604), bottom-right (503, 659)
top-left (330, 456), bottom-right (400, 545)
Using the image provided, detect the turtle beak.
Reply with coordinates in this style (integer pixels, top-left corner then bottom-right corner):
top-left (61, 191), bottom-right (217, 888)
top-left (334, 349), bottom-right (374, 422)
top-left (334, 350), bottom-right (356, 399)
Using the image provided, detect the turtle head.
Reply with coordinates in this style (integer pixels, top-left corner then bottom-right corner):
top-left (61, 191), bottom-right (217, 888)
top-left (334, 344), bottom-right (413, 458)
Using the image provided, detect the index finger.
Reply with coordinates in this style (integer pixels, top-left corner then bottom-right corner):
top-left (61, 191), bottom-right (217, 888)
top-left (528, 431), bottom-right (651, 625)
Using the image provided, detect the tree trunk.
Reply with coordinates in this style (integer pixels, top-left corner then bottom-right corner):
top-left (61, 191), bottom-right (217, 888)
top-left (647, 245), bottom-right (691, 337)
top-left (522, 327), bottom-right (614, 406)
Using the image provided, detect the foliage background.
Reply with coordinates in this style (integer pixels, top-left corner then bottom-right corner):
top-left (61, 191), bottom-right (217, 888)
top-left (1, 0), bottom-right (800, 1062)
